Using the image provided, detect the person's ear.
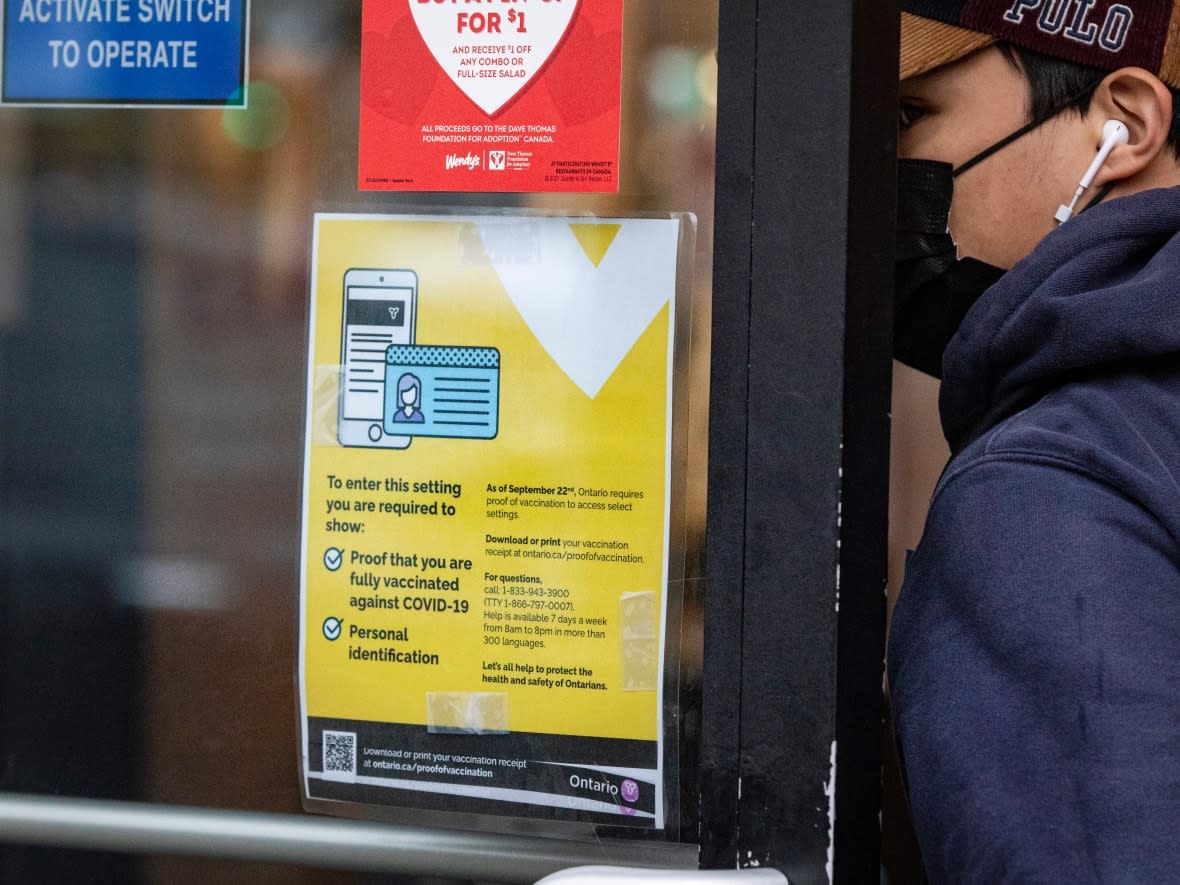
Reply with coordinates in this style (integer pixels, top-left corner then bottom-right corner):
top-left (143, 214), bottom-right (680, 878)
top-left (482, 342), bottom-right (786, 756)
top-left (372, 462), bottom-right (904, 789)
top-left (1088, 68), bottom-right (1173, 185)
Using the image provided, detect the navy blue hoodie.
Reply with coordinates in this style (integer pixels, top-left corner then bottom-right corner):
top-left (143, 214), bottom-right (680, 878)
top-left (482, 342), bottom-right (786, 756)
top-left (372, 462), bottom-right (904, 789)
top-left (889, 186), bottom-right (1180, 883)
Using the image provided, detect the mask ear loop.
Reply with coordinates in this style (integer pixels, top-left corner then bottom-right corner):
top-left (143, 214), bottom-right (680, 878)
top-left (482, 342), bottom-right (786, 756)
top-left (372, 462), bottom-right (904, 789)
top-left (950, 75), bottom-right (1106, 179)
top-left (951, 116), bottom-right (1056, 178)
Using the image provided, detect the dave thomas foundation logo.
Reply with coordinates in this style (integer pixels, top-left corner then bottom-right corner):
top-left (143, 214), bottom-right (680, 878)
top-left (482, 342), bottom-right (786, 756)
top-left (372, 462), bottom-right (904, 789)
top-left (445, 152), bottom-right (481, 171)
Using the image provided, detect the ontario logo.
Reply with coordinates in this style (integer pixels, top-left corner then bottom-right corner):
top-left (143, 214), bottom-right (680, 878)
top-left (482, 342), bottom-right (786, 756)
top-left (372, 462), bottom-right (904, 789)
top-left (445, 152), bottom-right (481, 171)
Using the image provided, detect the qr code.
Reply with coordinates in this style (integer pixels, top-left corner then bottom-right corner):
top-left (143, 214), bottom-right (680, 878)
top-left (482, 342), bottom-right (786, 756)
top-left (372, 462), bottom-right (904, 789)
top-left (322, 730), bottom-right (356, 778)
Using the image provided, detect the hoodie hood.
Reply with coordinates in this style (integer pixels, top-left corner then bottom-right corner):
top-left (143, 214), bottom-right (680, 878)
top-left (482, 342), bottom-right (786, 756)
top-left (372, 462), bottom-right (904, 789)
top-left (940, 185), bottom-right (1180, 452)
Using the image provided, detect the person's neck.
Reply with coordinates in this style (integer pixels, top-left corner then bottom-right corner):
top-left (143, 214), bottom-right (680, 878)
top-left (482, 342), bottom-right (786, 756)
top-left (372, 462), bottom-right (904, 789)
top-left (1106, 161), bottom-right (1180, 203)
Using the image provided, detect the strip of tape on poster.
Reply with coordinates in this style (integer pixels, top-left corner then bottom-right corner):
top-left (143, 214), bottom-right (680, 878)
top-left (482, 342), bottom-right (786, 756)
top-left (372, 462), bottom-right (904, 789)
top-left (297, 212), bottom-right (694, 833)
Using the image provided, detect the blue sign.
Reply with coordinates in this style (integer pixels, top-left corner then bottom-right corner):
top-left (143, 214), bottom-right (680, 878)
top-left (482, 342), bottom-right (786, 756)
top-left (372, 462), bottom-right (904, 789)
top-left (2, 0), bottom-right (248, 106)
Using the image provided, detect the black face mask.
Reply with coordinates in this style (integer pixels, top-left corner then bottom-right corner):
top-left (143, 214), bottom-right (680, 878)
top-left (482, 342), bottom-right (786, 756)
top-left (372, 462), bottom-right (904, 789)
top-left (894, 158), bottom-right (1006, 377)
top-left (894, 80), bottom-right (1112, 378)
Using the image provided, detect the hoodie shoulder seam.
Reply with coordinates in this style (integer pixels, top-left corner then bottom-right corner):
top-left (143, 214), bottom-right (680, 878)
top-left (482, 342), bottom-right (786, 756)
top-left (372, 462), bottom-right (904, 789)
top-left (935, 446), bottom-right (1135, 516)
top-left (932, 444), bottom-right (1180, 556)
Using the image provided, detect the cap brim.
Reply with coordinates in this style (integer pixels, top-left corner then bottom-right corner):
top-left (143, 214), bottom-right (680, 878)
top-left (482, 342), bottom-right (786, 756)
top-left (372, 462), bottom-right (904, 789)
top-left (900, 12), bottom-right (996, 81)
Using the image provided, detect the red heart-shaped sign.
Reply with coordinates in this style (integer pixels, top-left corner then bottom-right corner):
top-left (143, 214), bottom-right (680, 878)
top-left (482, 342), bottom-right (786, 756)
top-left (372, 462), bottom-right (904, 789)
top-left (408, 0), bottom-right (581, 116)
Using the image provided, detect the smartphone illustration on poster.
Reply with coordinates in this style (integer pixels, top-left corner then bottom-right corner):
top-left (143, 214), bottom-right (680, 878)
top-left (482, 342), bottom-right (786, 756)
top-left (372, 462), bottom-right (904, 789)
top-left (338, 269), bottom-right (418, 448)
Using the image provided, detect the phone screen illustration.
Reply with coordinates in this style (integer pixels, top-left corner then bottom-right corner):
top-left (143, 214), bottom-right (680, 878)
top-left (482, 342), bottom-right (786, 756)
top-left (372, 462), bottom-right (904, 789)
top-left (338, 270), bottom-right (418, 448)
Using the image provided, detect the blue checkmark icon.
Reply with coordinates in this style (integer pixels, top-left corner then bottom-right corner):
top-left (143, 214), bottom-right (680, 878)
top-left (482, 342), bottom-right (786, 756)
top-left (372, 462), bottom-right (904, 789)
top-left (323, 547), bottom-right (344, 571)
top-left (322, 617), bottom-right (343, 641)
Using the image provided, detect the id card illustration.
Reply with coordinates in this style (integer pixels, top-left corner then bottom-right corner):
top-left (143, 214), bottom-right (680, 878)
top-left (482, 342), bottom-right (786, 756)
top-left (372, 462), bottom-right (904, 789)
top-left (384, 346), bottom-right (500, 440)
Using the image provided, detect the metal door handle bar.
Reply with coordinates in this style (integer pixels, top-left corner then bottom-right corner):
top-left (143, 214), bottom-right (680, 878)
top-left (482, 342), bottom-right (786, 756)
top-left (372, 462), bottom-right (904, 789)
top-left (538, 865), bottom-right (789, 883)
top-left (0, 792), bottom-right (696, 882)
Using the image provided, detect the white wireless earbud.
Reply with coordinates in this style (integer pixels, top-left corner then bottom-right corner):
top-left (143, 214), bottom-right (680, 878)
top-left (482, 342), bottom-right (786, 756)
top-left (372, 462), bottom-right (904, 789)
top-left (1056, 120), bottom-right (1129, 223)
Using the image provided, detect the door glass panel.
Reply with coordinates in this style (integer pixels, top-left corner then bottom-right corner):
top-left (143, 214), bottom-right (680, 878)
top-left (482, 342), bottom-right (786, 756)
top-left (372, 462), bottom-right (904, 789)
top-left (0, 0), bottom-right (718, 877)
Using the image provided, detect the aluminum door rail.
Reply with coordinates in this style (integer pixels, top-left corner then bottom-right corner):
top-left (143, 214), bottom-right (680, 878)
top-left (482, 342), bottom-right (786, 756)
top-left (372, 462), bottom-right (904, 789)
top-left (0, 792), bottom-right (697, 882)
top-left (538, 865), bottom-right (789, 883)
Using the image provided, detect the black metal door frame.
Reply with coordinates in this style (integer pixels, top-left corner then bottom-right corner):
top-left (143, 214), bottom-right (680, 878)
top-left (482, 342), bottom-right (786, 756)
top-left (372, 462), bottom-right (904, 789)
top-left (701, 2), bottom-right (898, 883)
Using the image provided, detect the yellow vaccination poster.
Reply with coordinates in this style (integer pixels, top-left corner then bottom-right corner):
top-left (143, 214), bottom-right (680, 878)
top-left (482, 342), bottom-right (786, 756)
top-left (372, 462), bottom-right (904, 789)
top-left (298, 213), bottom-right (682, 828)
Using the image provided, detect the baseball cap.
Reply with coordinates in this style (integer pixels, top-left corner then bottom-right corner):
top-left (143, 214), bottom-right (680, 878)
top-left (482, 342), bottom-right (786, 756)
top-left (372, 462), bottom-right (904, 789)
top-left (900, 1), bottom-right (1180, 90)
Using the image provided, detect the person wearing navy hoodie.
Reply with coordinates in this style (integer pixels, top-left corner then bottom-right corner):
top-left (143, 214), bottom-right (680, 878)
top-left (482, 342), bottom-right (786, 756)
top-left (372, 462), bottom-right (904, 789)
top-left (890, 2), bottom-right (1180, 881)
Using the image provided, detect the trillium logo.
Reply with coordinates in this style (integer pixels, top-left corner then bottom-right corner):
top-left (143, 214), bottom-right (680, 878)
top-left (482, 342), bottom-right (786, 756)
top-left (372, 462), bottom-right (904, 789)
top-left (445, 153), bottom-right (481, 171)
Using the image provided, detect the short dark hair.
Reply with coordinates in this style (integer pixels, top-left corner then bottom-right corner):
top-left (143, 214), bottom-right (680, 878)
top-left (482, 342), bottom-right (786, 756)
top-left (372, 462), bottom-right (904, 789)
top-left (998, 42), bottom-right (1180, 162)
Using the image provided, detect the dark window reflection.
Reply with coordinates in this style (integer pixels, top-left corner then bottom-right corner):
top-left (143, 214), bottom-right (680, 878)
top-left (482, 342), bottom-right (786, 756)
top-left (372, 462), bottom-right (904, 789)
top-left (0, 0), bottom-right (717, 880)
